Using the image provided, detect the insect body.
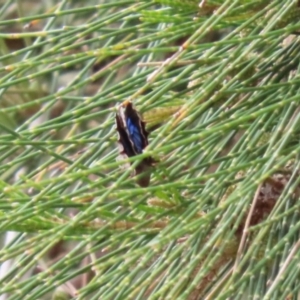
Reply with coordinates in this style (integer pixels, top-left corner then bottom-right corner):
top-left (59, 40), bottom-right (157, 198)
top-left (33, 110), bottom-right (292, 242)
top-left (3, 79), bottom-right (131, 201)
top-left (116, 100), bottom-right (154, 187)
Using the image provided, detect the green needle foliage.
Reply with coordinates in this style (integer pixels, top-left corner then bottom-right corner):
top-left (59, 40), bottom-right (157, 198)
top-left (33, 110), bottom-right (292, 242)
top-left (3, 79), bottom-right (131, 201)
top-left (1, 0), bottom-right (300, 299)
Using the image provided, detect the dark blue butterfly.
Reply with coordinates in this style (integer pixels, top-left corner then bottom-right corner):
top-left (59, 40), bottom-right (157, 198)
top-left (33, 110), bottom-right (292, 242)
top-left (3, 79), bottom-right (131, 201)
top-left (116, 101), bottom-right (154, 187)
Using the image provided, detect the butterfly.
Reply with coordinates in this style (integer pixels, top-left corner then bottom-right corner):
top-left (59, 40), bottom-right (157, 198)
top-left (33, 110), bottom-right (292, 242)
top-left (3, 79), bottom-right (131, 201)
top-left (116, 100), bottom-right (154, 187)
